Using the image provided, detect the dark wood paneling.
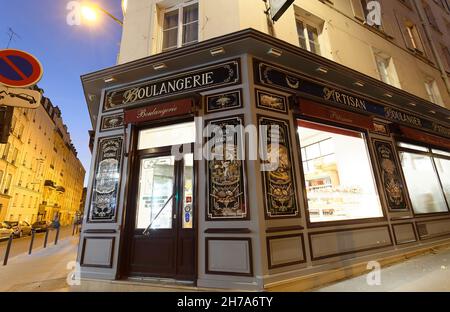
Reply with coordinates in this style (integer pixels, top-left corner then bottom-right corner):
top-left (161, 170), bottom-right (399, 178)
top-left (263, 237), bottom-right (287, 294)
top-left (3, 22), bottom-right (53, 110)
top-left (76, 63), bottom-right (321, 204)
top-left (392, 223), bottom-right (418, 245)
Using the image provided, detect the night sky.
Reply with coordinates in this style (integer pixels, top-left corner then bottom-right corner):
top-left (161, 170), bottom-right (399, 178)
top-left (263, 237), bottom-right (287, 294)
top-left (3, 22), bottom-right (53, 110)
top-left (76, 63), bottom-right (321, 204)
top-left (2, 0), bottom-right (124, 185)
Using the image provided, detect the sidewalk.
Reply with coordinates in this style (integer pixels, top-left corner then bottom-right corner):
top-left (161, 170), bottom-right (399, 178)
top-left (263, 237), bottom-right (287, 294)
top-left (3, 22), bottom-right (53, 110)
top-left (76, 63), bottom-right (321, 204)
top-left (0, 236), bottom-right (78, 292)
top-left (1, 236), bottom-right (450, 292)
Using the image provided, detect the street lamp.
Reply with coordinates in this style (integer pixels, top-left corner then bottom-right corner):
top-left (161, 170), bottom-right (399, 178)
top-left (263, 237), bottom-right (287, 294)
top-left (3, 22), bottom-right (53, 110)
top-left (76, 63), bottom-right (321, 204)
top-left (81, 1), bottom-right (124, 26)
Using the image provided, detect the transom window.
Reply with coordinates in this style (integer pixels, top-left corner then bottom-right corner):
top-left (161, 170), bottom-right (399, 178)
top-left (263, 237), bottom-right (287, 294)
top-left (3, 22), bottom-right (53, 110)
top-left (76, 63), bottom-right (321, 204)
top-left (162, 1), bottom-right (199, 52)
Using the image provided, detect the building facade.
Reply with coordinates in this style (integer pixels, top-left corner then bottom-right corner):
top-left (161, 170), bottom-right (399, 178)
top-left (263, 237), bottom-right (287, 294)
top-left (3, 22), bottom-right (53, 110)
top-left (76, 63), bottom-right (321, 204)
top-left (78, 0), bottom-right (450, 290)
top-left (0, 96), bottom-right (86, 226)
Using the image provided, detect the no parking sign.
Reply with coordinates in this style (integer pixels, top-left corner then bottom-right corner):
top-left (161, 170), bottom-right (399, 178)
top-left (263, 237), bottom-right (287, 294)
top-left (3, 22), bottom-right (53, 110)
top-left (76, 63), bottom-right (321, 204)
top-left (0, 49), bottom-right (43, 109)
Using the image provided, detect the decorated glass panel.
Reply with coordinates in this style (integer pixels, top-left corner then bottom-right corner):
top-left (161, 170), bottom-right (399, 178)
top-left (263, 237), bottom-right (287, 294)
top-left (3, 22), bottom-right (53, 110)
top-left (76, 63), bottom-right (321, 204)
top-left (89, 136), bottom-right (123, 222)
top-left (373, 140), bottom-right (409, 211)
top-left (259, 116), bottom-right (299, 219)
top-left (206, 116), bottom-right (247, 220)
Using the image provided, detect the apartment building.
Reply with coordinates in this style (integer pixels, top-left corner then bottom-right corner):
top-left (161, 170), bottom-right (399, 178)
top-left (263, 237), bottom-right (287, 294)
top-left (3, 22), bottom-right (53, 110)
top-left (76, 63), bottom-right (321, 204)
top-left (79, 0), bottom-right (450, 290)
top-left (0, 96), bottom-right (86, 226)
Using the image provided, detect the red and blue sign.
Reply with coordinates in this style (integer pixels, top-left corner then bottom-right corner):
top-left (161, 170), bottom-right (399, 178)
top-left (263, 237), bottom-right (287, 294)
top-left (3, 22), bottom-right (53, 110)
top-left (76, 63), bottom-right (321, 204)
top-left (0, 49), bottom-right (43, 88)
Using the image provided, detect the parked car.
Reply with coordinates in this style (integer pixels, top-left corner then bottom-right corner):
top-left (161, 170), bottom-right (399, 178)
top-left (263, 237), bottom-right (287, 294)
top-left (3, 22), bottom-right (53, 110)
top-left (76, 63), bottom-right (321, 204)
top-left (0, 222), bottom-right (14, 240)
top-left (3, 221), bottom-right (32, 238)
top-left (31, 221), bottom-right (51, 233)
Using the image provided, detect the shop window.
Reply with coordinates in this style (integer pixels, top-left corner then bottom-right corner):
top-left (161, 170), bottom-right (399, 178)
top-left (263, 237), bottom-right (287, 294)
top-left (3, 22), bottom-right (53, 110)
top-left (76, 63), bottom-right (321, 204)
top-left (161, 1), bottom-right (198, 52)
top-left (297, 120), bottom-right (383, 223)
top-left (424, 79), bottom-right (444, 106)
top-left (398, 143), bottom-right (450, 214)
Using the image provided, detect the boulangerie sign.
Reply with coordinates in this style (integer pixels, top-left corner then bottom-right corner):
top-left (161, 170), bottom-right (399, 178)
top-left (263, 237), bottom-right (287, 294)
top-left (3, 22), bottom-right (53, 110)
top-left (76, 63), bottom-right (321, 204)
top-left (124, 99), bottom-right (193, 124)
top-left (105, 60), bottom-right (240, 111)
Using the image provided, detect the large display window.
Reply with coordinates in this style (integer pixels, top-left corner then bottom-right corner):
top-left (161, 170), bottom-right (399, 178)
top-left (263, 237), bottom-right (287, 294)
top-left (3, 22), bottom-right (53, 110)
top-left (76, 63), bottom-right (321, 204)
top-left (398, 143), bottom-right (450, 214)
top-left (297, 120), bottom-right (383, 223)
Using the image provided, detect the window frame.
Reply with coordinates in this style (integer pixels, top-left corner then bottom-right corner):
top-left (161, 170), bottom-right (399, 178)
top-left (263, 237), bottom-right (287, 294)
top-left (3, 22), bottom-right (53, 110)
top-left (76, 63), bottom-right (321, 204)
top-left (295, 16), bottom-right (322, 56)
top-left (160, 0), bottom-right (199, 52)
top-left (397, 140), bottom-right (450, 216)
top-left (295, 116), bottom-right (387, 228)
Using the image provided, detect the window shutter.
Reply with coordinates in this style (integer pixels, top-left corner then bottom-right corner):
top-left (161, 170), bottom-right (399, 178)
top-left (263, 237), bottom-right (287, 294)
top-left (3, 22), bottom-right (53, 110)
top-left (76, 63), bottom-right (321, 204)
top-left (424, 5), bottom-right (439, 30)
top-left (350, 0), bottom-right (366, 21)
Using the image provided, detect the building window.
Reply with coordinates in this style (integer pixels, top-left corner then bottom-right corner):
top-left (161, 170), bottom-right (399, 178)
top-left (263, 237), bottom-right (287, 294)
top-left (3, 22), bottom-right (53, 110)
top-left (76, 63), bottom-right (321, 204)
top-left (162, 1), bottom-right (198, 52)
top-left (297, 120), bottom-right (383, 223)
top-left (374, 52), bottom-right (400, 87)
top-left (425, 79), bottom-right (444, 106)
top-left (405, 23), bottom-right (424, 53)
top-left (398, 143), bottom-right (450, 214)
top-left (296, 19), bottom-right (321, 55)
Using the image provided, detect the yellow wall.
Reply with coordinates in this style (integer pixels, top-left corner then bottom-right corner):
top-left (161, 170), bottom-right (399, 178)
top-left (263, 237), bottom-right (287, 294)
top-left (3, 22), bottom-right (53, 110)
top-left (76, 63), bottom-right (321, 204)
top-left (118, 0), bottom-right (450, 108)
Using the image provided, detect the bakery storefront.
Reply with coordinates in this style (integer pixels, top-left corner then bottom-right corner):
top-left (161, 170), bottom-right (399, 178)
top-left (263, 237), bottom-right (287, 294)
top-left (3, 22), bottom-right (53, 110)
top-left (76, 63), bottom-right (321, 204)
top-left (78, 29), bottom-right (450, 290)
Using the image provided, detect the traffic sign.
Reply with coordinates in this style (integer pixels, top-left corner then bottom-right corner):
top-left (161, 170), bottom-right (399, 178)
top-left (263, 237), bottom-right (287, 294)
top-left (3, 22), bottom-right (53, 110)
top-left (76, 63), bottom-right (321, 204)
top-left (270, 0), bottom-right (295, 22)
top-left (0, 49), bottom-right (43, 88)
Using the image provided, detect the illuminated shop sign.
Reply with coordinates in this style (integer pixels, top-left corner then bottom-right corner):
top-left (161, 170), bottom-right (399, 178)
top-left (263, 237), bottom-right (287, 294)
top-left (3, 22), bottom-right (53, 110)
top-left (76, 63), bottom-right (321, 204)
top-left (104, 59), bottom-right (240, 111)
top-left (254, 59), bottom-right (450, 139)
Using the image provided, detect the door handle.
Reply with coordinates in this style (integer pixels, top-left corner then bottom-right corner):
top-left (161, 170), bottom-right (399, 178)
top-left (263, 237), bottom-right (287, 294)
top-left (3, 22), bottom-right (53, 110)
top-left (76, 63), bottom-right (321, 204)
top-left (173, 214), bottom-right (177, 220)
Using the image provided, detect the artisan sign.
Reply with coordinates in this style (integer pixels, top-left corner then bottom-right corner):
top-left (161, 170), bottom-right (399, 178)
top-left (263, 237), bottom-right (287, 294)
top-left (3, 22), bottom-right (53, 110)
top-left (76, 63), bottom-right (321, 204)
top-left (254, 59), bottom-right (450, 139)
top-left (105, 60), bottom-right (240, 111)
top-left (124, 99), bottom-right (193, 124)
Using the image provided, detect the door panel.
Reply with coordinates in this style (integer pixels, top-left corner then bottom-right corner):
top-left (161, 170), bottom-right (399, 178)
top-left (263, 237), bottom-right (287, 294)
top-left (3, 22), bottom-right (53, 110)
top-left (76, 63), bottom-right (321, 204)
top-left (126, 151), bottom-right (195, 280)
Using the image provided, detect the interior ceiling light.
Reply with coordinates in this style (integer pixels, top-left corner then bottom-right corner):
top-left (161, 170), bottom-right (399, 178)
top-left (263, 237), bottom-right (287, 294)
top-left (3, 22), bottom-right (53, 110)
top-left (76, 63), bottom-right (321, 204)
top-left (103, 77), bottom-right (116, 83)
top-left (383, 93), bottom-right (393, 98)
top-left (316, 67), bottom-right (329, 74)
top-left (353, 81), bottom-right (365, 87)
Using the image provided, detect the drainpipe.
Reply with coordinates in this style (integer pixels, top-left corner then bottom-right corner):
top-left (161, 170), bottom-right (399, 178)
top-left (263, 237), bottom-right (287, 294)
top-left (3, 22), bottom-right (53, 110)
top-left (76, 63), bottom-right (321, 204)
top-left (413, 0), bottom-right (450, 95)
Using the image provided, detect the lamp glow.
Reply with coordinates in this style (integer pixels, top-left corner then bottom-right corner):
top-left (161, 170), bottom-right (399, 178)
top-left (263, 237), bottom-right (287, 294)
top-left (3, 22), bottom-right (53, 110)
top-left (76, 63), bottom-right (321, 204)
top-left (122, 0), bottom-right (128, 15)
top-left (81, 5), bottom-right (98, 22)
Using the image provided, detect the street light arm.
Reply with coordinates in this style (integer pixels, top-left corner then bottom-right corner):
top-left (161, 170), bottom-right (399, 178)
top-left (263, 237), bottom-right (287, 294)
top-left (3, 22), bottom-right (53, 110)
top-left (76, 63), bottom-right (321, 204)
top-left (97, 6), bottom-right (123, 26)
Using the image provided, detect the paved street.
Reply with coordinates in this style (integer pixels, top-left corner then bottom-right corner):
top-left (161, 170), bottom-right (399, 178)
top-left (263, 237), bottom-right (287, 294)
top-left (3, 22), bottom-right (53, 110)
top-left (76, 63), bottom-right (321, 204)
top-left (0, 226), bottom-right (77, 263)
top-left (316, 245), bottom-right (450, 292)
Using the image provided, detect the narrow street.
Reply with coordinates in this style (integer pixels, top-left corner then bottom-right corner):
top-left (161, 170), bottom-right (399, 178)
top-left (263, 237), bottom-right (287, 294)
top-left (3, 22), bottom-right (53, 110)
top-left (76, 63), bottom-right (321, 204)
top-left (0, 226), bottom-right (77, 262)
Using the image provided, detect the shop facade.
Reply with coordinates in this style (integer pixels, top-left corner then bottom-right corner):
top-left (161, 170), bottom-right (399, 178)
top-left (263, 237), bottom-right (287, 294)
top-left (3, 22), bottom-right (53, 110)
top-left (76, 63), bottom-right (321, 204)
top-left (78, 29), bottom-right (450, 290)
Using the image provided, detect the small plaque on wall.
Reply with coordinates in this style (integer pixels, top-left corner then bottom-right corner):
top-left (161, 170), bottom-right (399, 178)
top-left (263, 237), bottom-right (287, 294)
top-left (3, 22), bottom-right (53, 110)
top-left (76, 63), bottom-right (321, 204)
top-left (205, 116), bottom-right (248, 220)
top-left (256, 89), bottom-right (288, 114)
top-left (205, 89), bottom-right (242, 113)
top-left (88, 136), bottom-right (123, 222)
top-left (372, 122), bottom-right (390, 136)
top-left (258, 116), bottom-right (299, 219)
top-left (373, 140), bottom-right (409, 211)
top-left (100, 113), bottom-right (124, 131)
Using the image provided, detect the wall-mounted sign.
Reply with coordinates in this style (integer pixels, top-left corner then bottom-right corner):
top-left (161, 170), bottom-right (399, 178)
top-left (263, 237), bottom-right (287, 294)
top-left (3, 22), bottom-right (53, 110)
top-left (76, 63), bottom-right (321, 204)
top-left (256, 89), bottom-right (287, 114)
top-left (253, 59), bottom-right (450, 140)
top-left (205, 116), bottom-right (248, 221)
top-left (88, 136), bottom-right (123, 223)
top-left (373, 140), bottom-right (409, 211)
top-left (299, 99), bottom-right (373, 130)
top-left (105, 60), bottom-right (240, 111)
top-left (124, 98), bottom-right (193, 125)
top-left (205, 89), bottom-right (242, 113)
top-left (259, 116), bottom-right (299, 219)
top-left (100, 113), bottom-right (125, 132)
top-left (270, 0), bottom-right (295, 22)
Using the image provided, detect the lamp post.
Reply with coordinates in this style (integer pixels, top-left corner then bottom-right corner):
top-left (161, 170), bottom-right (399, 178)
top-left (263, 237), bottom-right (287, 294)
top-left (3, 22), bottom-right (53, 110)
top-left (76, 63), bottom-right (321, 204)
top-left (81, 1), bottom-right (127, 27)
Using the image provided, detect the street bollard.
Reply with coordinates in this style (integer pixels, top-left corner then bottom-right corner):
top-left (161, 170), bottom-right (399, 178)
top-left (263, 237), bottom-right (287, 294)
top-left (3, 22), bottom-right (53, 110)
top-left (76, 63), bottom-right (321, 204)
top-left (72, 223), bottom-right (76, 236)
top-left (3, 234), bottom-right (14, 266)
top-left (28, 229), bottom-right (36, 255)
top-left (43, 228), bottom-right (49, 248)
top-left (54, 226), bottom-right (60, 245)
